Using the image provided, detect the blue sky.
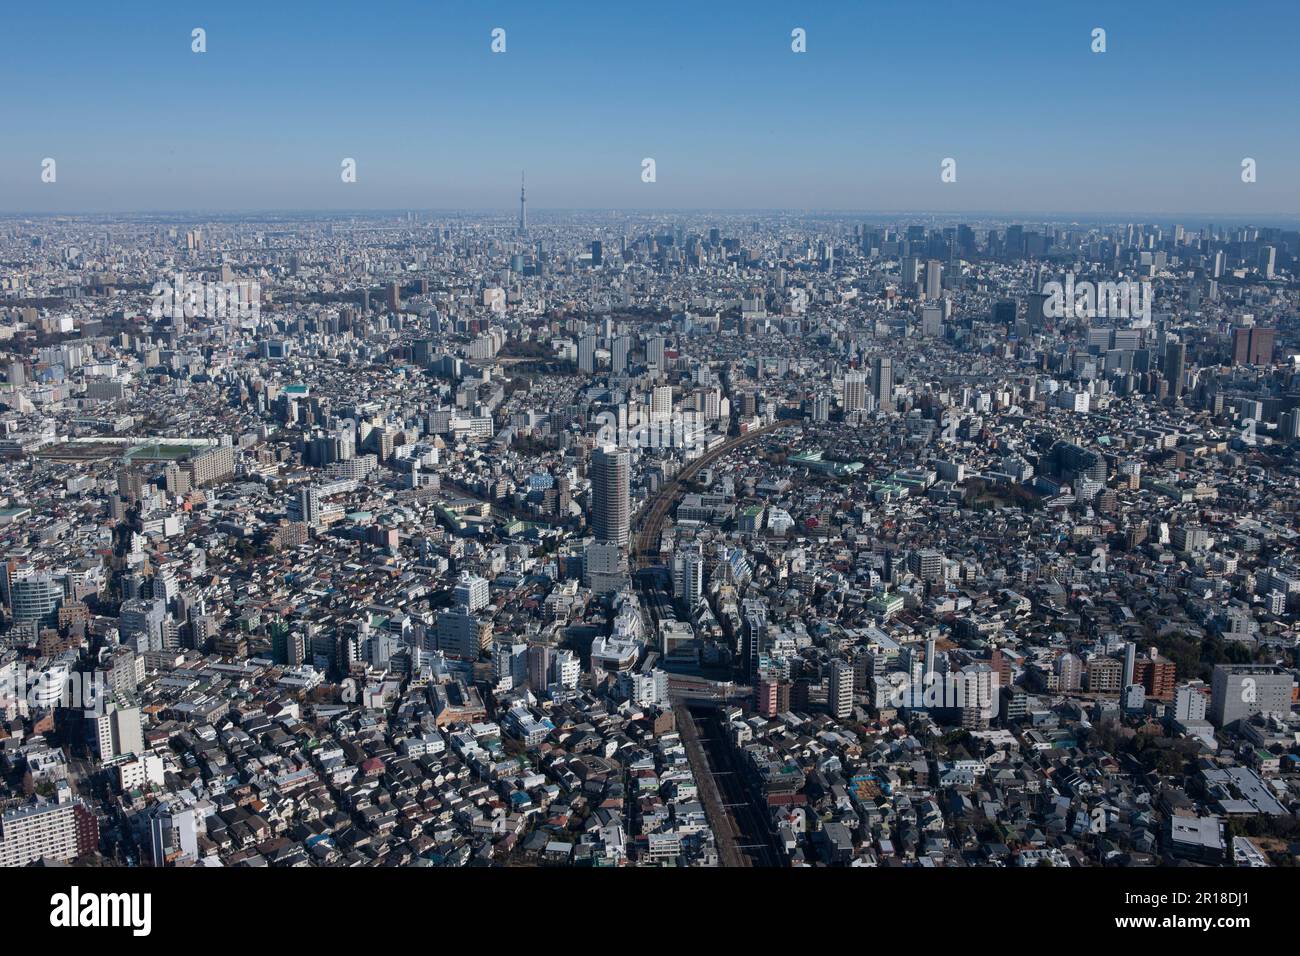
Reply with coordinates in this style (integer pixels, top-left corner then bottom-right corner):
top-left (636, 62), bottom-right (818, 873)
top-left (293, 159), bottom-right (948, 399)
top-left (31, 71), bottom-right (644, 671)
top-left (1, 0), bottom-right (1297, 216)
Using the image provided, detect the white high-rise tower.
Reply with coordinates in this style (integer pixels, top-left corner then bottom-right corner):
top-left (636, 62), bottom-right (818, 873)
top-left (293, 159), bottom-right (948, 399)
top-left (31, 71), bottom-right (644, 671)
top-left (518, 171), bottom-right (527, 235)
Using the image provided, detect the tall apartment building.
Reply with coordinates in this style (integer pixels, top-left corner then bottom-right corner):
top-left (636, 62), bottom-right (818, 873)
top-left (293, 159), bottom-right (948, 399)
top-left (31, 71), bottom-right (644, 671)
top-left (183, 445), bottom-right (236, 487)
top-left (1086, 655), bottom-right (1124, 695)
top-left (453, 573), bottom-right (490, 612)
top-left (645, 334), bottom-right (665, 371)
top-left (1134, 649), bottom-right (1177, 701)
top-left (1210, 664), bottom-right (1293, 728)
top-left (296, 486), bottom-right (322, 528)
top-left (89, 699), bottom-right (144, 760)
top-left (755, 674), bottom-right (780, 718)
top-left (908, 549), bottom-right (945, 584)
top-left (0, 799), bottom-right (97, 867)
top-left (149, 804), bottom-right (199, 867)
top-left (672, 547), bottom-right (704, 608)
top-left (924, 259), bottom-right (942, 300)
top-left (828, 659), bottom-right (854, 719)
top-left (552, 649), bottom-right (580, 689)
top-left (611, 335), bottom-right (631, 373)
top-left (842, 371), bottom-right (868, 412)
top-left (590, 445), bottom-right (630, 547)
top-left (578, 333), bottom-right (598, 375)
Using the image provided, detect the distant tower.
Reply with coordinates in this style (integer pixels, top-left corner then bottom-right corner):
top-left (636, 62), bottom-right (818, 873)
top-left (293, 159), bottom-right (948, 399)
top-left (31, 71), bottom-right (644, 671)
top-left (872, 355), bottom-right (894, 412)
top-left (518, 171), bottom-right (528, 235)
top-left (1163, 340), bottom-right (1185, 403)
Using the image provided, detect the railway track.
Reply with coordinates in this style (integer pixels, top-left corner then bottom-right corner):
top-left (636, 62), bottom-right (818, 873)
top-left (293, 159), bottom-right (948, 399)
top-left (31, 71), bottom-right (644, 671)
top-left (633, 420), bottom-right (789, 568)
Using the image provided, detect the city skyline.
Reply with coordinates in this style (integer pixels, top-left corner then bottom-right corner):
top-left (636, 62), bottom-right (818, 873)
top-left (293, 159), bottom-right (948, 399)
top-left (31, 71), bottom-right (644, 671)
top-left (4, 0), bottom-right (1300, 914)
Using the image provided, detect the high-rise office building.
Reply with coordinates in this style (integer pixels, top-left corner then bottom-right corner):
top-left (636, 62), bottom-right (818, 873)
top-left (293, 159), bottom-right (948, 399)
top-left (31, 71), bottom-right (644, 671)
top-left (90, 700), bottom-right (144, 760)
top-left (1210, 665), bottom-right (1292, 728)
top-left (1173, 682), bottom-right (1208, 722)
top-left (921, 305), bottom-right (943, 337)
top-left (1280, 409), bottom-right (1300, 440)
top-left (900, 255), bottom-right (920, 288)
top-left (612, 335), bottom-right (632, 374)
top-left (646, 334), bottom-right (666, 371)
top-left (579, 333), bottom-right (597, 375)
top-left (436, 606), bottom-right (491, 659)
top-left (1259, 245), bottom-right (1275, 278)
top-left (527, 644), bottom-right (553, 691)
top-left (925, 259), bottom-right (942, 300)
top-left (1232, 326), bottom-right (1274, 366)
top-left (872, 356), bottom-right (894, 412)
top-left (584, 539), bottom-right (628, 594)
top-left (1163, 340), bottom-right (1186, 402)
top-left (1026, 290), bottom-right (1051, 328)
top-left (9, 574), bottom-right (63, 624)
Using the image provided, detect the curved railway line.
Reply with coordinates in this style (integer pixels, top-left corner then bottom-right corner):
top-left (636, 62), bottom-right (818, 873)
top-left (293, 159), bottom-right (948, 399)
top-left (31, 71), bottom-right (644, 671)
top-left (632, 420), bottom-right (791, 568)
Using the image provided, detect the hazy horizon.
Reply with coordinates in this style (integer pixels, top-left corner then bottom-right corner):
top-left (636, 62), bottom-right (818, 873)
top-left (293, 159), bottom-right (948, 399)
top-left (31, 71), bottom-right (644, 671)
top-left (2, 0), bottom-right (1297, 217)
top-left (3, 208), bottom-right (1298, 229)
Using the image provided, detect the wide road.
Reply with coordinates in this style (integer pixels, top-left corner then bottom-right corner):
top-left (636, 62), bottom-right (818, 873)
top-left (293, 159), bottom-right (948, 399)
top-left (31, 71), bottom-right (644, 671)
top-left (633, 420), bottom-right (789, 568)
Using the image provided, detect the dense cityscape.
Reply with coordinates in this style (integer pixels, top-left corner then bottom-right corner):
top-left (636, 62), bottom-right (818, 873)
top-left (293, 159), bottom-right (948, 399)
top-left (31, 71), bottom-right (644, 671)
top-left (1, 204), bottom-right (1298, 871)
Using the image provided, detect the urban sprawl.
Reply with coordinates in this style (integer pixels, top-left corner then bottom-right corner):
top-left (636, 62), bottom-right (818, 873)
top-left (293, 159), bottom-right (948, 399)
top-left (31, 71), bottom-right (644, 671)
top-left (1, 207), bottom-right (1298, 869)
